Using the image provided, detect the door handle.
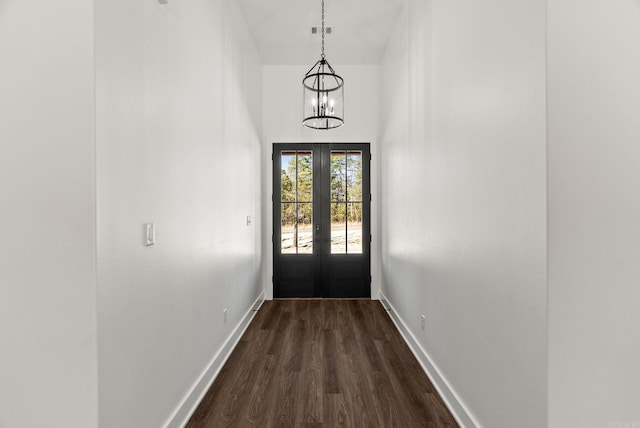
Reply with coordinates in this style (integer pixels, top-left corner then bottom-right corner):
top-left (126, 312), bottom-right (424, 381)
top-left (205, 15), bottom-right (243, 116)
top-left (316, 224), bottom-right (321, 232)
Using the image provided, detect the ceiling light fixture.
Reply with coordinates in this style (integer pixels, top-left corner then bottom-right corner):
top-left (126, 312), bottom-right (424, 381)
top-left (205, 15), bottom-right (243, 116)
top-left (302, 0), bottom-right (344, 130)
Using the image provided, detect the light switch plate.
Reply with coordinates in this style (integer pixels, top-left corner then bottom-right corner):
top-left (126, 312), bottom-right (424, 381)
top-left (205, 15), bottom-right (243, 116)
top-left (246, 215), bottom-right (252, 226)
top-left (144, 223), bottom-right (155, 246)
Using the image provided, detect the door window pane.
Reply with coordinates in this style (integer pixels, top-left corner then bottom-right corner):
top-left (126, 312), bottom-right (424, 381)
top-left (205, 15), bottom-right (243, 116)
top-left (347, 203), bottom-right (363, 254)
top-left (297, 151), bottom-right (313, 202)
top-left (331, 202), bottom-right (346, 254)
top-left (281, 203), bottom-right (296, 254)
top-left (347, 152), bottom-right (363, 202)
top-left (281, 152), bottom-right (296, 202)
top-left (331, 152), bottom-right (346, 202)
top-left (297, 203), bottom-right (313, 254)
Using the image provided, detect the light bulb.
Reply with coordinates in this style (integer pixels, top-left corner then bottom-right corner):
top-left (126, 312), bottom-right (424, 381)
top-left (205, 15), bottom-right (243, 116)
top-left (322, 94), bottom-right (328, 104)
top-left (329, 99), bottom-right (335, 107)
top-left (311, 98), bottom-right (317, 107)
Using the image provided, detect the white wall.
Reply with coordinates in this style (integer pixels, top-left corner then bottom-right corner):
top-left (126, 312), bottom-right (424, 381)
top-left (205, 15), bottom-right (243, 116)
top-left (0, 2), bottom-right (98, 428)
top-left (380, 1), bottom-right (547, 426)
top-left (262, 65), bottom-right (381, 300)
top-left (547, 1), bottom-right (640, 427)
top-left (95, 0), bottom-right (263, 427)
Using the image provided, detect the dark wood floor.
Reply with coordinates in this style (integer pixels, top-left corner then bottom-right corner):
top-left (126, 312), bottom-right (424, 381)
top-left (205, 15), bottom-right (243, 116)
top-left (186, 299), bottom-right (458, 428)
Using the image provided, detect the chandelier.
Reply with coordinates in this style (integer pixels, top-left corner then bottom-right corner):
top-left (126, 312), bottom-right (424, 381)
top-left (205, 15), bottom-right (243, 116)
top-left (302, 0), bottom-right (344, 129)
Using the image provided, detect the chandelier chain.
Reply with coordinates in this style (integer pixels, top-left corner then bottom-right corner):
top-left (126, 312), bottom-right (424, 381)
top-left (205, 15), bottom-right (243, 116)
top-left (321, 0), bottom-right (325, 59)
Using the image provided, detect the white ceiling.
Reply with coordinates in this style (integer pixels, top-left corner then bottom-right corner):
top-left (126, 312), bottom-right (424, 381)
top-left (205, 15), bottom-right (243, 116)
top-left (235, 0), bottom-right (406, 65)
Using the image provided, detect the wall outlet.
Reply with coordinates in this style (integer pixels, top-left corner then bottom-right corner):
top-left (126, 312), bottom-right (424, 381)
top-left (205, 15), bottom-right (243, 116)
top-left (420, 314), bottom-right (426, 330)
top-left (223, 308), bottom-right (227, 323)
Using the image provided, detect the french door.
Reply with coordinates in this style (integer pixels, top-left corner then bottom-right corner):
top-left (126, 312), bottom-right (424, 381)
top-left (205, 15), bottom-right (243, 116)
top-left (273, 143), bottom-right (371, 298)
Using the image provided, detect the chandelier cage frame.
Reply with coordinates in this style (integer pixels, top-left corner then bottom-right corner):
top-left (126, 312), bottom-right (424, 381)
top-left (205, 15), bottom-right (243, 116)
top-left (302, 0), bottom-right (344, 130)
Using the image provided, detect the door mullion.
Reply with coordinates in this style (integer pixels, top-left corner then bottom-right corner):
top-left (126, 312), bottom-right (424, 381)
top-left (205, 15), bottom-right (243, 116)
top-left (312, 143), bottom-right (323, 297)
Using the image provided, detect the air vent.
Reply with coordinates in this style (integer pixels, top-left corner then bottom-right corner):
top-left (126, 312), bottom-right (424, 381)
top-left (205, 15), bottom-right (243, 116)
top-left (311, 26), bottom-right (332, 34)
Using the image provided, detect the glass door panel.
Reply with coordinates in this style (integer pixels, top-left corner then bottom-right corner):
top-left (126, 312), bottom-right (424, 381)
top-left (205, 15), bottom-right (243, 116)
top-left (279, 150), bottom-right (313, 255)
top-left (330, 151), bottom-right (363, 254)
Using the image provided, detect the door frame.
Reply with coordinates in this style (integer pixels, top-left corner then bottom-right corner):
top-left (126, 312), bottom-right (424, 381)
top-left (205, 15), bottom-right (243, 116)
top-left (272, 143), bottom-right (371, 298)
top-left (263, 138), bottom-right (380, 301)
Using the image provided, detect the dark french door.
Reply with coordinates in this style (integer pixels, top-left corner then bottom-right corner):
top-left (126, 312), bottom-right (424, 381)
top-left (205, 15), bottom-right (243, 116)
top-left (273, 143), bottom-right (371, 298)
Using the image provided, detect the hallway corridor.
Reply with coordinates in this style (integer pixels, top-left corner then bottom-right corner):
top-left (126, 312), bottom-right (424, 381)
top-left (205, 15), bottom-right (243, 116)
top-left (186, 300), bottom-right (458, 427)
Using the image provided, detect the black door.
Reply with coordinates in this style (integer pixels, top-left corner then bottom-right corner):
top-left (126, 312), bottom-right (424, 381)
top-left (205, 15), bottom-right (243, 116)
top-left (273, 143), bottom-right (371, 298)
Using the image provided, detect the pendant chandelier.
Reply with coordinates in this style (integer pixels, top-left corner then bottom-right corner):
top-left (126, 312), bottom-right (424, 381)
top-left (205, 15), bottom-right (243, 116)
top-left (302, 0), bottom-right (344, 129)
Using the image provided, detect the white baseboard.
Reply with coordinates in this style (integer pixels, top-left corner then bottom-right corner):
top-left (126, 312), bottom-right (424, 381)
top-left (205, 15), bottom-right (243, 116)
top-left (379, 292), bottom-right (479, 428)
top-left (164, 293), bottom-right (265, 428)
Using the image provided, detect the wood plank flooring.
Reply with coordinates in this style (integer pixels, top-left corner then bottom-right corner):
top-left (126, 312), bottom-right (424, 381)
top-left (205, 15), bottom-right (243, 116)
top-left (186, 299), bottom-right (459, 428)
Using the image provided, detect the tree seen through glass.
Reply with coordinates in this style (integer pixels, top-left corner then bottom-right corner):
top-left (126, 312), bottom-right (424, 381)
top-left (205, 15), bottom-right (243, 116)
top-left (280, 150), bottom-right (363, 255)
